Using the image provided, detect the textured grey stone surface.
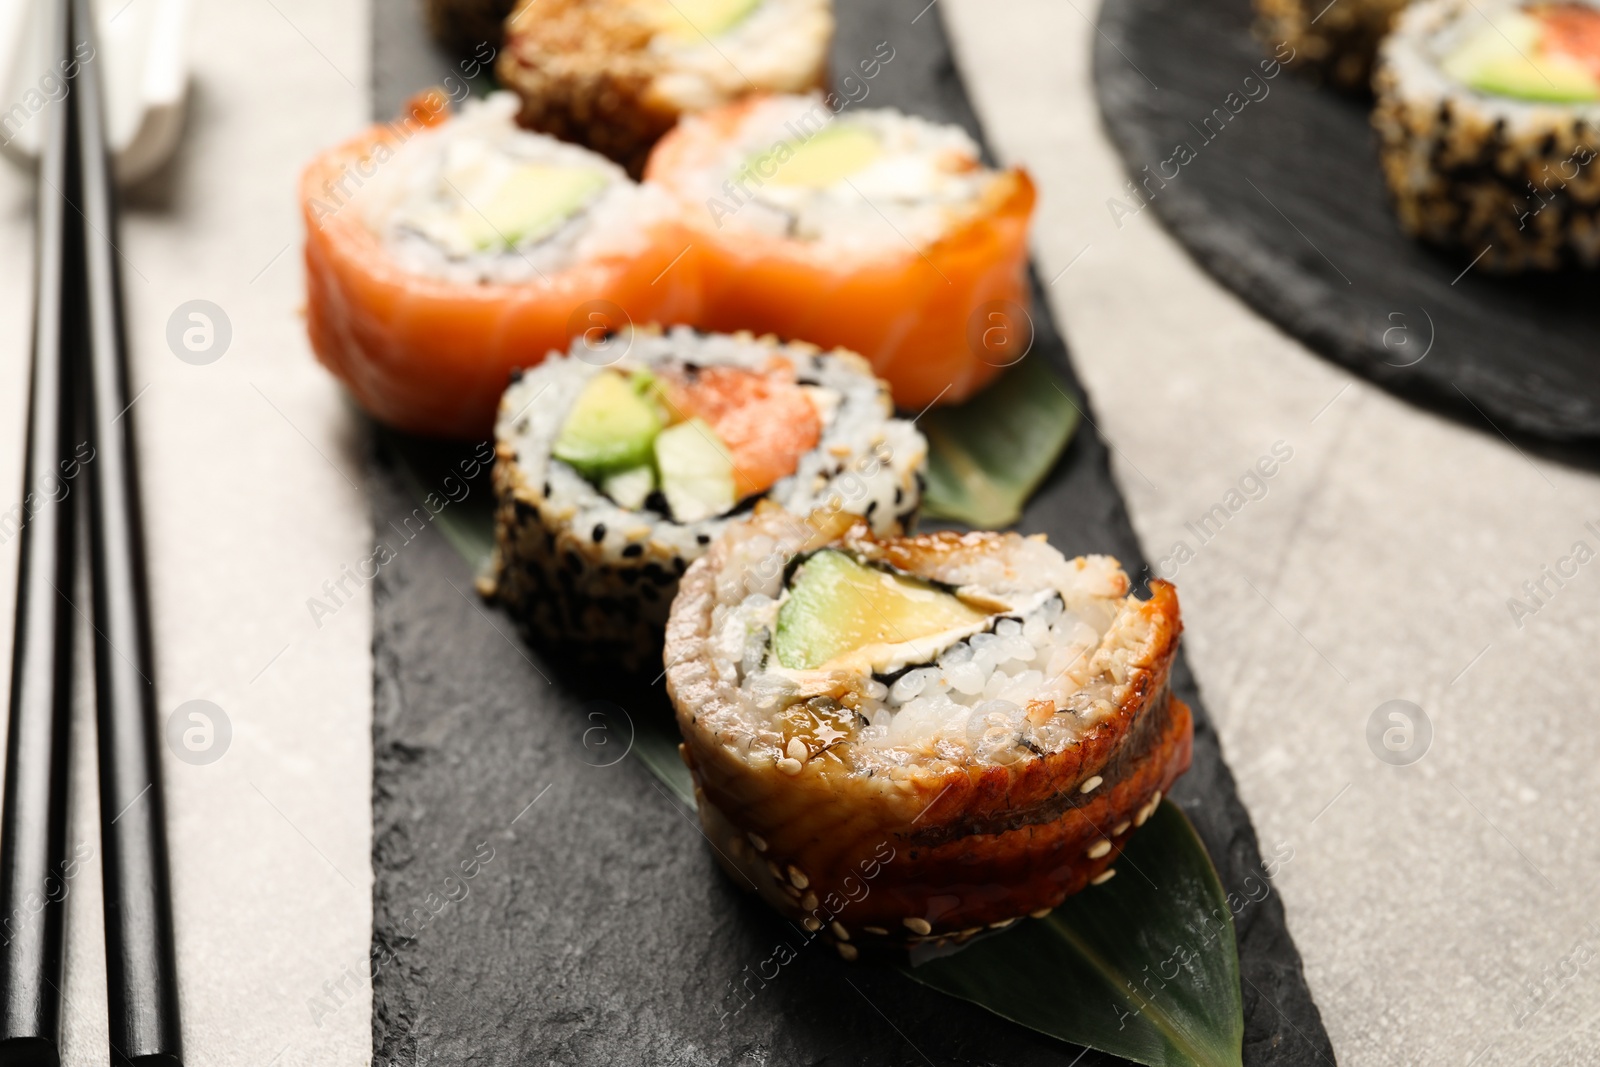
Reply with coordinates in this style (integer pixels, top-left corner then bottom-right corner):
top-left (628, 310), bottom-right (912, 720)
top-left (368, 2), bottom-right (1334, 1063)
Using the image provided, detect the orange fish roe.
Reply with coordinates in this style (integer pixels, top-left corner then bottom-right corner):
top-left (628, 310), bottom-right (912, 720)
top-left (659, 364), bottom-right (822, 498)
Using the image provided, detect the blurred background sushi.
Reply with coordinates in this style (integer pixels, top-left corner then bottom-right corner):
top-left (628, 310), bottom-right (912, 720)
top-left (496, 0), bottom-right (834, 176)
top-left (1373, 0), bottom-right (1600, 270)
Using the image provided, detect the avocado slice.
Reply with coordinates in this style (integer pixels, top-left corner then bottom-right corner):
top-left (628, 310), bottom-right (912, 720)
top-left (1442, 14), bottom-right (1600, 102)
top-left (773, 551), bottom-right (990, 672)
top-left (654, 0), bottom-right (761, 41)
top-left (750, 124), bottom-right (884, 189)
top-left (553, 371), bottom-right (662, 479)
top-left (655, 419), bottom-right (736, 523)
top-left (458, 163), bottom-right (607, 250)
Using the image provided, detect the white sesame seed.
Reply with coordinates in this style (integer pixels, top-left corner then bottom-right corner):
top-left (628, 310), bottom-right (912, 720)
top-left (803, 917), bottom-right (821, 932)
top-left (1091, 868), bottom-right (1117, 885)
top-left (1112, 821), bottom-right (1131, 836)
top-left (766, 860), bottom-right (784, 881)
top-left (903, 917), bottom-right (932, 935)
top-left (801, 892), bottom-right (818, 911)
top-left (786, 737), bottom-right (808, 763)
top-left (864, 926), bottom-right (889, 936)
top-left (1080, 775), bottom-right (1103, 794)
top-left (1087, 839), bottom-right (1112, 859)
top-left (787, 865), bottom-right (810, 890)
top-left (748, 832), bottom-right (768, 852)
top-left (1029, 907), bottom-right (1052, 919)
top-left (831, 922), bottom-right (851, 941)
top-left (988, 918), bottom-right (1017, 930)
top-left (837, 942), bottom-right (859, 961)
top-left (777, 757), bottom-right (803, 775)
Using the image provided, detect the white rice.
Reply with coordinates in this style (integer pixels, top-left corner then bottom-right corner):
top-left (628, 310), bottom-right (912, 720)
top-left (696, 516), bottom-right (1149, 769)
top-left (673, 93), bottom-right (1006, 255)
top-left (647, 0), bottom-right (833, 111)
top-left (356, 92), bottom-right (678, 284)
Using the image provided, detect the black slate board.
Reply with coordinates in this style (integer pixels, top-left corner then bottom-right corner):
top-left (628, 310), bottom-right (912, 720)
top-left (367, 2), bottom-right (1336, 1064)
top-left (1094, 0), bottom-right (1600, 444)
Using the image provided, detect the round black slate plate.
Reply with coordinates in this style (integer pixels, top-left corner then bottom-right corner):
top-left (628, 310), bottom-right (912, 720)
top-left (1093, 0), bottom-right (1600, 443)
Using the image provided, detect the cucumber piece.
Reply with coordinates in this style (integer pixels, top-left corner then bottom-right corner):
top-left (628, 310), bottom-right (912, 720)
top-left (773, 551), bottom-right (989, 671)
top-left (655, 419), bottom-right (736, 524)
top-left (553, 371), bottom-right (662, 479)
top-left (601, 465), bottom-right (656, 511)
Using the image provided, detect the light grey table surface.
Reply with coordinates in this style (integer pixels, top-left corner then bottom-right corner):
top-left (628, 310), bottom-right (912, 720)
top-left (0, 0), bottom-right (1594, 1064)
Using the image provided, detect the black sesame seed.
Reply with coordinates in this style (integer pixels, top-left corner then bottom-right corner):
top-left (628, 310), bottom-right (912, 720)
top-left (672, 556), bottom-right (687, 575)
top-left (592, 523), bottom-right (606, 543)
top-left (622, 543), bottom-right (644, 558)
top-left (621, 569), bottom-right (639, 584)
top-left (643, 562), bottom-right (670, 585)
top-left (866, 500), bottom-right (878, 518)
top-left (894, 486), bottom-right (904, 505)
top-left (696, 532), bottom-right (711, 545)
top-left (542, 481), bottom-right (552, 498)
top-left (508, 367), bottom-right (525, 383)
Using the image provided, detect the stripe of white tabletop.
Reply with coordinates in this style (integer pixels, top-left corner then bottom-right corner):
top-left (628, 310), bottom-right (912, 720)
top-left (0, 0), bottom-right (374, 1065)
top-left (943, 2), bottom-right (1600, 1064)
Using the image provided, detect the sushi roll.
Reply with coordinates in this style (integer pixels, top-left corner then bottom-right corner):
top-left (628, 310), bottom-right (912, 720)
top-left (1253, 0), bottom-right (1408, 90)
top-left (490, 326), bottom-right (927, 669)
top-left (300, 91), bottom-right (699, 438)
top-left (663, 506), bottom-right (1193, 958)
top-left (496, 0), bottom-right (834, 177)
top-left (1374, 0), bottom-right (1600, 270)
top-left (644, 94), bottom-right (1037, 411)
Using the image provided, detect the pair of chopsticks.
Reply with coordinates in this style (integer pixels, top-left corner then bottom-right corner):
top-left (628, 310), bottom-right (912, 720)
top-left (0, 1), bottom-right (183, 1064)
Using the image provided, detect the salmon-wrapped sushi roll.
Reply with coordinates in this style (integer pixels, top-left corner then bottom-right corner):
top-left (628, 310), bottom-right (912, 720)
top-left (301, 91), bottom-right (700, 438)
top-left (490, 327), bottom-right (927, 669)
top-left (664, 505), bottom-right (1192, 959)
top-left (645, 94), bottom-right (1036, 410)
top-left (498, 0), bottom-right (834, 177)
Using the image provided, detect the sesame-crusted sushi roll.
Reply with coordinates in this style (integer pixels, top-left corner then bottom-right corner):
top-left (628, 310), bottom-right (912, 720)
top-left (301, 91), bottom-right (699, 438)
top-left (663, 506), bottom-right (1193, 960)
top-left (1253, 0), bottom-right (1408, 90)
top-left (644, 94), bottom-right (1036, 410)
top-left (496, 0), bottom-right (833, 177)
top-left (1374, 0), bottom-right (1600, 270)
top-left (490, 326), bottom-right (926, 669)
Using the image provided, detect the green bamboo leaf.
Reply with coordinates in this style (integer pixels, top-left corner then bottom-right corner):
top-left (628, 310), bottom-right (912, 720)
top-left (920, 355), bottom-right (1082, 529)
top-left (905, 801), bottom-right (1243, 1067)
top-left (630, 709), bottom-right (695, 806)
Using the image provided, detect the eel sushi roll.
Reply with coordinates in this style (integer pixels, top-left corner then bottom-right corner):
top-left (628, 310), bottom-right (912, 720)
top-left (1374, 0), bottom-right (1600, 270)
top-left (1254, 0), bottom-right (1409, 90)
top-left (645, 94), bottom-right (1037, 410)
top-left (490, 326), bottom-right (927, 669)
top-left (300, 91), bottom-right (699, 438)
top-left (496, 0), bottom-right (833, 177)
top-left (663, 506), bottom-right (1193, 958)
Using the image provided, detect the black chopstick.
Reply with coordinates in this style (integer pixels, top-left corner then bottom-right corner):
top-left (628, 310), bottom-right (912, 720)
top-left (69, 0), bottom-right (184, 1061)
top-left (0, 0), bottom-right (78, 1061)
